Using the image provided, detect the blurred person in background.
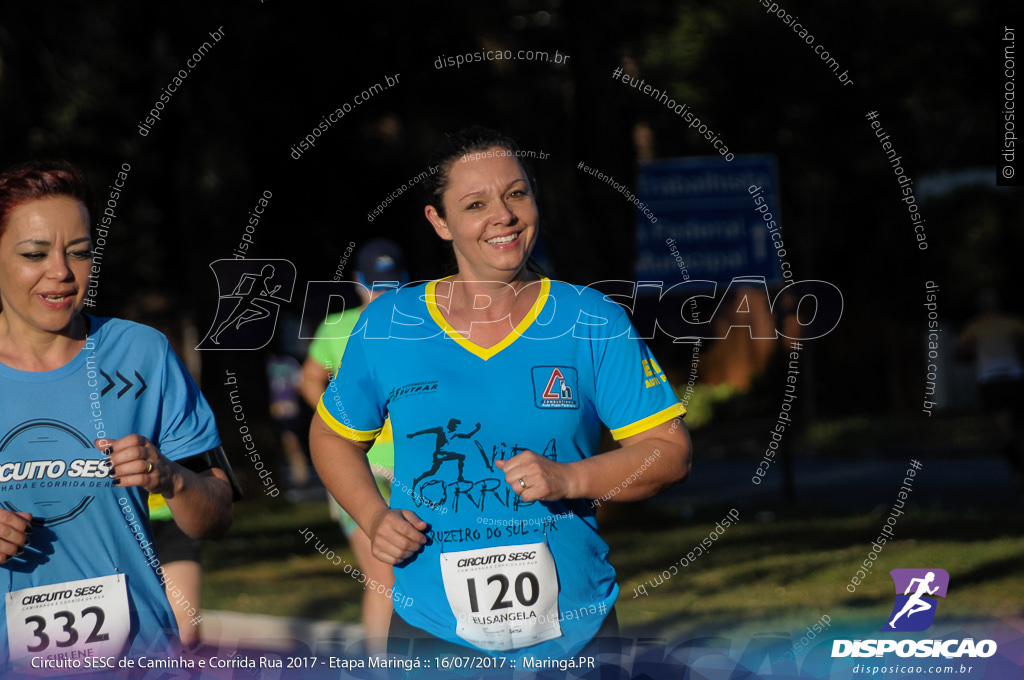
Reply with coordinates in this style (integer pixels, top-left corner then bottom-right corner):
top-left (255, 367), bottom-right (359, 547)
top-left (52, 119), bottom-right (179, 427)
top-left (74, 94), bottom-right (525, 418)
top-left (146, 494), bottom-right (204, 648)
top-left (957, 288), bottom-right (1024, 485)
top-left (301, 238), bottom-right (408, 653)
top-left (267, 349), bottom-right (312, 499)
top-left (0, 160), bottom-right (232, 669)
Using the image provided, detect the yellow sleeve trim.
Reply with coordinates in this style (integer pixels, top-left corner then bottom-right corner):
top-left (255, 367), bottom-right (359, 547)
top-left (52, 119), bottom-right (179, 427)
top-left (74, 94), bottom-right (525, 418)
top-left (317, 397), bottom-right (382, 442)
top-left (379, 417), bottom-right (394, 443)
top-left (609, 402), bottom-right (687, 441)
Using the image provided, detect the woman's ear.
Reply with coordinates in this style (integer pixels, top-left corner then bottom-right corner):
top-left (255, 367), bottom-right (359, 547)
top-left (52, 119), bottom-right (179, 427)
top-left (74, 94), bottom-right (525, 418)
top-left (425, 204), bottom-right (452, 241)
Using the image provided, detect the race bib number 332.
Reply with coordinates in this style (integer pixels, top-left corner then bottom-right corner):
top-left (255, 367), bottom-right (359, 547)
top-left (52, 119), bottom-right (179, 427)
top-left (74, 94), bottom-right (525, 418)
top-left (440, 541), bottom-right (561, 652)
top-left (7, 574), bottom-right (129, 674)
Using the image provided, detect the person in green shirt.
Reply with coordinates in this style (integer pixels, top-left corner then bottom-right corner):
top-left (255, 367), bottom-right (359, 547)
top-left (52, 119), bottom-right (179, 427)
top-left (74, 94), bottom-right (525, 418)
top-left (300, 238), bottom-right (407, 653)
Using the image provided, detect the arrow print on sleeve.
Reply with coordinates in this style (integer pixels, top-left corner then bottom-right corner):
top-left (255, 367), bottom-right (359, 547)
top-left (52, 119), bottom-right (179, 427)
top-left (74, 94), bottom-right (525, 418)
top-left (114, 371), bottom-right (148, 399)
top-left (99, 369), bottom-right (115, 397)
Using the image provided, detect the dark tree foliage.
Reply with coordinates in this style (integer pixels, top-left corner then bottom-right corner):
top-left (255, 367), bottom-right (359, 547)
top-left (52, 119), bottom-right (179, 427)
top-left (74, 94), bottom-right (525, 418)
top-left (0, 0), bottom-right (1016, 419)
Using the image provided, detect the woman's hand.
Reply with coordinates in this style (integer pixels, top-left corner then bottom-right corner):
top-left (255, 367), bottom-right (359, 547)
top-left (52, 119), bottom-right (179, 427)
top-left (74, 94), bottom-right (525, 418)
top-left (367, 508), bottom-right (428, 565)
top-left (0, 510), bottom-right (32, 564)
top-left (98, 435), bottom-right (233, 538)
top-left (98, 434), bottom-right (178, 496)
top-left (496, 450), bottom-right (576, 502)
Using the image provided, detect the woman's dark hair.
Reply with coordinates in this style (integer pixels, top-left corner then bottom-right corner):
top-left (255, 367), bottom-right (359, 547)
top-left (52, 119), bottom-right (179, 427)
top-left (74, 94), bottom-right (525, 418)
top-left (0, 160), bottom-right (93, 238)
top-left (422, 126), bottom-right (534, 218)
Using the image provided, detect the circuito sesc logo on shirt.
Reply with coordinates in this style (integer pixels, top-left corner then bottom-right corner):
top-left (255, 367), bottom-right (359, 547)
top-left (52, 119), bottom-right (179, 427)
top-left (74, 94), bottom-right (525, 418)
top-left (0, 420), bottom-right (110, 527)
top-left (531, 366), bottom-right (579, 409)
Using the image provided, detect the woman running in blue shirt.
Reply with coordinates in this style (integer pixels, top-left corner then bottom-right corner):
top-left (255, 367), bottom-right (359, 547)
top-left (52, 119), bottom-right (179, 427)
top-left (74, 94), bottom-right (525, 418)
top-left (311, 127), bottom-right (691, 661)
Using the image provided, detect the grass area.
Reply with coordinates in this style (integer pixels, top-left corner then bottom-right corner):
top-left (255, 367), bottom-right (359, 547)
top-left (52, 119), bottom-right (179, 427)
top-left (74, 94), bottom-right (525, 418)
top-left (202, 502), bottom-right (367, 622)
top-left (203, 499), bottom-right (1024, 636)
top-left (797, 414), bottom-right (997, 457)
top-left (609, 505), bottom-right (1024, 638)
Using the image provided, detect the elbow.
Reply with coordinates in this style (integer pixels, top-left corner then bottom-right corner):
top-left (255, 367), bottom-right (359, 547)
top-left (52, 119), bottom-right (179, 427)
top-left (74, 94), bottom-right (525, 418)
top-left (681, 443), bottom-right (693, 482)
top-left (667, 438), bottom-right (692, 491)
top-left (300, 390), bottom-right (316, 410)
top-left (667, 453), bottom-right (690, 490)
top-left (309, 415), bottom-right (330, 465)
top-left (208, 496), bottom-right (233, 538)
top-left (645, 439), bottom-right (691, 498)
top-left (187, 501), bottom-right (232, 540)
top-left (670, 433), bottom-right (693, 487)
top-left (190, 480), bottom-right (234, 539)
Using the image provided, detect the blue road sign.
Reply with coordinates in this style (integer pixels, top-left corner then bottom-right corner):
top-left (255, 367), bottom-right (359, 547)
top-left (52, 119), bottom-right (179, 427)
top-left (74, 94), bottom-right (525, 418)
top-left (635, 155), bottom-right (783, 288)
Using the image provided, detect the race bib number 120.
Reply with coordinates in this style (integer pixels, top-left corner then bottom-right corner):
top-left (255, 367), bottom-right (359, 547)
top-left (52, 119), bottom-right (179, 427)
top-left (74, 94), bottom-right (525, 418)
top-left (440, 541), bottom-right (561, 652)
top-left (7, 574), bottom-right (130, 674)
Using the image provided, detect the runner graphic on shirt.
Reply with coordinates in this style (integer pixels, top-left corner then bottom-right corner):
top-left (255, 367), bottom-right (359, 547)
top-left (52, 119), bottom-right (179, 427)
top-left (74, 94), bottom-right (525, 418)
top-left (409, 418), bottom-right (481, 488)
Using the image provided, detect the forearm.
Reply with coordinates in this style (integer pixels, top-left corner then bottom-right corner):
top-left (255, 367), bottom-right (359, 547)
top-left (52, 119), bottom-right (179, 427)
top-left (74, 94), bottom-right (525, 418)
top-left (569, 421), bottom-right (691, 502)
top-left (300, 359), bottom-right (330, 409)
top-left (164, 467), bottom-right (233, 539)
top-left (310, 414), bottom-right (387, 535)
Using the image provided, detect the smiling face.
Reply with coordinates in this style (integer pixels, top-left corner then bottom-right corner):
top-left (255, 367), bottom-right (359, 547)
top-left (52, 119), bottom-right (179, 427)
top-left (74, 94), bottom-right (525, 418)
top-left (0, 196), bottom-right (92, 338)
top-left (425, 149), bottom-right (538, 282)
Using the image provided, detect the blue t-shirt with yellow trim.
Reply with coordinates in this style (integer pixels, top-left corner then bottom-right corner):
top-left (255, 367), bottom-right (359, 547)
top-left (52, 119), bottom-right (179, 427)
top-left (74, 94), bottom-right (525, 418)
top-left (318, 278), bottom-right (683, 660)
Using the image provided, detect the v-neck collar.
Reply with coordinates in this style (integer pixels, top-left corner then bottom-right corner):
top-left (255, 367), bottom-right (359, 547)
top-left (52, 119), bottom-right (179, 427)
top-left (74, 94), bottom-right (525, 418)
top-left (424, 277), bottom-right (550, 361)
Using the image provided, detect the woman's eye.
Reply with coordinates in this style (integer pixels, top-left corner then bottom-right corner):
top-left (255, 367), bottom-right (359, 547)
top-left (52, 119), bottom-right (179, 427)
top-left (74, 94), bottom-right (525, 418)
top-left (509, 190), bottom-right (528, 199)
top-left (20, 252), bottom-right (45, 261)
top-left (69, 250), bottom-right (93, 260)
top-left (465, 201), bottom-right (483, 210)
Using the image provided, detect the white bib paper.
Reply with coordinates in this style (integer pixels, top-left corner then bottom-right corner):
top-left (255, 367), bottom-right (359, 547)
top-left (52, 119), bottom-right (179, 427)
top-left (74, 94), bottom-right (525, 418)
top-left (7, 574), bottom-right (130, 675)
top-left (440, 541), bottom-right (561, 651)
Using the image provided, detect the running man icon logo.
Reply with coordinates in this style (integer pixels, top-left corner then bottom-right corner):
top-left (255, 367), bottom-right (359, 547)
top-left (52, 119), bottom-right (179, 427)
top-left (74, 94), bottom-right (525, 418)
top-left (881, 568), bottom-right (949, 632)
top-left (197, 259), bottom-right (296, 350)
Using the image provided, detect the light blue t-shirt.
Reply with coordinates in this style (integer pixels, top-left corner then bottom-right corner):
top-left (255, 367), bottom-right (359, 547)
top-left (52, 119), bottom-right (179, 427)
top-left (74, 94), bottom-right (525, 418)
top-left (318, 278), bottom-right (684, 661)
top-left (0, 316), bottom-right (220, 668)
